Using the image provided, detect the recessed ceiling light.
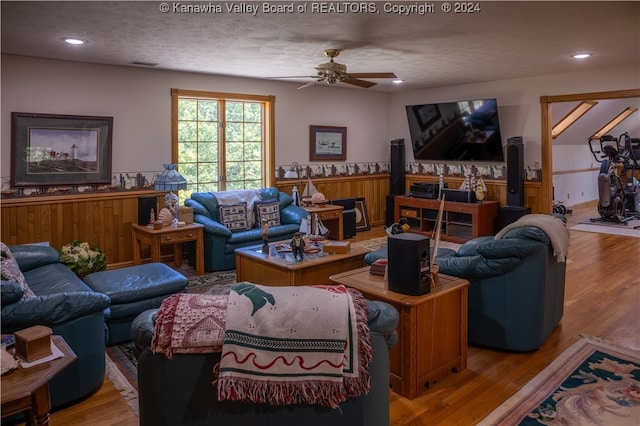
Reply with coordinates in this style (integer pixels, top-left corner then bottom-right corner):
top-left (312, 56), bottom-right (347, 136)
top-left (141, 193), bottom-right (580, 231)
top-left (572, 53), bottom-right (591, 59)
top-left (392, 79), bottom-right (404, 84)
top-left (63, 38), bottom-right (87, 45)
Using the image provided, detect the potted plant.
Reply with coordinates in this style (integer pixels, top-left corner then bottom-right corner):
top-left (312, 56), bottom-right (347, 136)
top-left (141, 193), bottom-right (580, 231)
top-left (59, 240), bottom-right (107, 278)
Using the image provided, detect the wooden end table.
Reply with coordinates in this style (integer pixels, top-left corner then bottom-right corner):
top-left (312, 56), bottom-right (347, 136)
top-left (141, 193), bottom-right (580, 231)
top-left (303, 205), bottom-right (344, 240)
top-left (1, 335), bottom-right (77, 426)
top-left (235, 242), bottom-right (368, 286)
top-left (330, 267), bottom-right (469, 399)
top-left (131, 223), bottom-right (204, 276)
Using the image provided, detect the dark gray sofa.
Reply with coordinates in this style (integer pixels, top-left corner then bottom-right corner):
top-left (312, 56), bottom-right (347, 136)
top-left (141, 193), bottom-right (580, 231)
top-left (131, 299), bottom-right (399, 426)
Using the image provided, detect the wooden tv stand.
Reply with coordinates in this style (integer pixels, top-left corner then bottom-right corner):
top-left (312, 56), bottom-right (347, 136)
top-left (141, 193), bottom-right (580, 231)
top-left (394, 196), bottom-right (498, 243)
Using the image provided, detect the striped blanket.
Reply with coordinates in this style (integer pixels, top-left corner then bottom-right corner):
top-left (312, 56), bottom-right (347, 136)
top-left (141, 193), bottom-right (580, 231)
top-left (151, 283), bottom-right (371, 408)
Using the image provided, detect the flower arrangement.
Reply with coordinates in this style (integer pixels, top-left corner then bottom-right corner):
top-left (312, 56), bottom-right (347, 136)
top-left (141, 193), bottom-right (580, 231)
top-left (59, 240), bottom-right (107, 278)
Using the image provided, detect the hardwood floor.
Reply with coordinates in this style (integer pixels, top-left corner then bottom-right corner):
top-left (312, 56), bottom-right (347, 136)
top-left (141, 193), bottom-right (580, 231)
top-left (29, 203), bottom-right (640, 425)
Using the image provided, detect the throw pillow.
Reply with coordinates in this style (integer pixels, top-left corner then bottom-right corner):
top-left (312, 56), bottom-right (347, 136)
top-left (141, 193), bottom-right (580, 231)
top-left (219, 203), bottom-right (250, 232)
top-left (254, 200), bottom-right (281, 227)
top-left (0, 242), bottom-right (35, 298)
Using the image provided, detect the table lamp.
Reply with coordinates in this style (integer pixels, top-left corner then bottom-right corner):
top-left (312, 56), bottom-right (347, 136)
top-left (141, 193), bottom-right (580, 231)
top-left (154, 164), bottom-right (187, 222)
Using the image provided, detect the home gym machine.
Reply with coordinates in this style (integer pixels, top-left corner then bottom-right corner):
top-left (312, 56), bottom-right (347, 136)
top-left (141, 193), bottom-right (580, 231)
top-left (588, 132), bottom-right (640, 224)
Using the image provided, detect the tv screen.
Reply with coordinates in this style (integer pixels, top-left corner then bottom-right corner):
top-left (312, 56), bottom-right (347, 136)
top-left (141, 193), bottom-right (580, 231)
top-left (405, 98), bottom-right (505, 162)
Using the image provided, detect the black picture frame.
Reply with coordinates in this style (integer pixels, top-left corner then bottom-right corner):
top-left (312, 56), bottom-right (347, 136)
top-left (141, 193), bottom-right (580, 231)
top-left (355, 197), bottom-right (370, 231)
top-left (412, 104), bottom-right (441, 132)
top-left (309, 125), bottom-right (347, 161)
top-left (11, 112), bottom-right (113, 187)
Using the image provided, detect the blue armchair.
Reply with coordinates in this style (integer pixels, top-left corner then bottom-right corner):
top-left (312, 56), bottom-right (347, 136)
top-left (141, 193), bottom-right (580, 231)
top-left (1, 244), bottom-right (111, 408)
top-left (436, 216), bottom-right (569, 352)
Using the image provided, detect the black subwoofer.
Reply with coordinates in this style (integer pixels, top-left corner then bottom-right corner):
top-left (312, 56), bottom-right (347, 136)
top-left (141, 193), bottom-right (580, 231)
top-left (138, 196), bottom-right (157, 226)
top-left (390, 139), bottom-right (405, 195)
top-left (506, 136), bottom-right (525, 207)
top-left (388, 233), bottom-right (430, 296)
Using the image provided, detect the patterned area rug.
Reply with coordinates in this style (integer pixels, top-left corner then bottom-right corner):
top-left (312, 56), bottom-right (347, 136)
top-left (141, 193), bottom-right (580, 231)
top-left (186, 270), bottom-right (237, 293)
top-left (479, 335), bottom-right (640, 425)
top-left (105, 343), bottom-right (139, 415)
top-left (351, 235), bottom-right (461, 253)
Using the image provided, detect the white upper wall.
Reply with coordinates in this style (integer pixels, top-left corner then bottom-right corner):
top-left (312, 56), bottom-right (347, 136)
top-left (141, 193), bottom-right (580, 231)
top-left (1, 53), bottom-right (638, 182)
top-left (0, 54), bottom-right (389, 178)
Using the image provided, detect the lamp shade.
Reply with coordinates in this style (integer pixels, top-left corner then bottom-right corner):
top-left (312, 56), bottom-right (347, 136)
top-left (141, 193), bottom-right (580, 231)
top-left (154, 164), bottom-right (187, 191)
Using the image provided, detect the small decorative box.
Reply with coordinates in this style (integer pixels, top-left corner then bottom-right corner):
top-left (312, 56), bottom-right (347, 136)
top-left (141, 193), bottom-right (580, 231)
top-left (323, 241), bottom-right (351, 254)
top-left (14, 325), bottom-right (53, 362)
top-left (178, 206), bottom-right (194, 224)
top-left (370, 258), bottom-right (388, 276)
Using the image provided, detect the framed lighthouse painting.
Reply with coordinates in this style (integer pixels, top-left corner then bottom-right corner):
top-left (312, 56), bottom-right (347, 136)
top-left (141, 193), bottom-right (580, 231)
top-left (11, 113), bottom-right (113, 187)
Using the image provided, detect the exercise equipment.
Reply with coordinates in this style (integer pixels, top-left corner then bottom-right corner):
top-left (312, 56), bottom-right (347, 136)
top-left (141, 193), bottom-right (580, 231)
top-left (589, 132), bottom-right (640, 223)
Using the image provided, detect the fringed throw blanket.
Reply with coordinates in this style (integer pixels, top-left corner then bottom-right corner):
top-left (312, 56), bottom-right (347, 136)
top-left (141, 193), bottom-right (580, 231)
top-left (494, 213), bottom-right (570, 262)
top-left (217, 282), bottom-right (372, 408)
top-left (151, 293), bottom-right (228, 359)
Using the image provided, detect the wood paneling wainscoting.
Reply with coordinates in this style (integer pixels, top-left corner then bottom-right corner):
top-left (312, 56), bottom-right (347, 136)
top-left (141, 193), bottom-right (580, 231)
top-left (2, 175), bottom-right (544, 268)
top-left (0, 190), bottom-right (165, 268)
top-left (276, 174), bottom-right (391, 225)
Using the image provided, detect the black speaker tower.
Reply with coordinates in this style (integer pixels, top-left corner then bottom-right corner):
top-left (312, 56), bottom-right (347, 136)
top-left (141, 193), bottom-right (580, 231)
top-left (387, 233), bottom-right (430, 296)
top-left (506, 136), bottom-right (525, 207)
top-left (390, 139), bottom-right (405, 195)
top-left (385, 194), bottom-right (397, 228)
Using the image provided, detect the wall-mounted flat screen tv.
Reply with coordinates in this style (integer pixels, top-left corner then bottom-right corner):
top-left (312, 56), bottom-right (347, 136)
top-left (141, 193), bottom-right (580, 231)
top-left (405, 98), bottom-right (505, 162)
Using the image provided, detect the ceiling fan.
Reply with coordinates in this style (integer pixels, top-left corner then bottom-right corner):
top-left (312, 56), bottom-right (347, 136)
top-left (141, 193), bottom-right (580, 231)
top-left (277, 49), bottom-right (397, 89)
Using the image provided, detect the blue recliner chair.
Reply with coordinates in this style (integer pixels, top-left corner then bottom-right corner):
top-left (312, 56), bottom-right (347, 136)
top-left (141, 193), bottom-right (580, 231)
top-left (437, 216), bottom-right (569, 352)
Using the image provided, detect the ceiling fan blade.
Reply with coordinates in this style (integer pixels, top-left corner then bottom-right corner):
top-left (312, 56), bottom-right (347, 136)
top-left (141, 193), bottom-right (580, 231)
top-left (298, 80), bottom-right (320, 90)
top-left (342, 78), bottom-right (376, 88)
top-left (271, 75), bottom-right (318, 79)
top-left (347, 72), bottom-right (397, 79)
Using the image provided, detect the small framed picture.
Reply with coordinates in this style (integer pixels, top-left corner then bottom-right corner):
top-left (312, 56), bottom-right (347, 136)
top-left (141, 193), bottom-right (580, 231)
top-left (309, 125), bottom-right (347, 161)
top-left (355, 198), bottom-right (370, 231)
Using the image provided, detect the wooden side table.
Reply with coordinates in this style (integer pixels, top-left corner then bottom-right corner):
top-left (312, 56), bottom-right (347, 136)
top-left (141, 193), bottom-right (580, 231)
top-left (1, 335), bottom-right (77, 426)
top-left (303, 204), bottom-right (344, 240)
top-left (330, 267), bottom-right (469, 399)
top-left (131, 223), bottom-right (204, 276)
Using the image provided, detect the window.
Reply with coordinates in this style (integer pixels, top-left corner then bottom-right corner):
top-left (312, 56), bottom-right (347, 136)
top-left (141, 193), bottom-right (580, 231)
top-left (171, 89), bottom-right (275, 201)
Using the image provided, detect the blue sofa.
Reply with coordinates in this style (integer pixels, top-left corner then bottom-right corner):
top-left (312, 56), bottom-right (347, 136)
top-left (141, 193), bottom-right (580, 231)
top-left (437, 217), bottom-right (569, 352)
top-left (186, 188), bottom-right (309, 271)
top-left (1, 244), bottom-right (111, 409)
top-left (131, 298), bottom-right (399, 426)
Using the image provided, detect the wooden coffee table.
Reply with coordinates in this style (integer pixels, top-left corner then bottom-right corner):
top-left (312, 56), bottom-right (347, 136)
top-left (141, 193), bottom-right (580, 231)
top-left (330, 267), bottom-right (469, 399)
top-left (1, 335), bottom-right (77, 426)
top-left (235, 242), bottom-right (368, 286)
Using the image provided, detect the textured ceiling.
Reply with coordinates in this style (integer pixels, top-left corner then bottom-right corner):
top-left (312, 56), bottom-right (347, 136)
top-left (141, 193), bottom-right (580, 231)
top-left (2, 1), bottom-right (639, 92)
